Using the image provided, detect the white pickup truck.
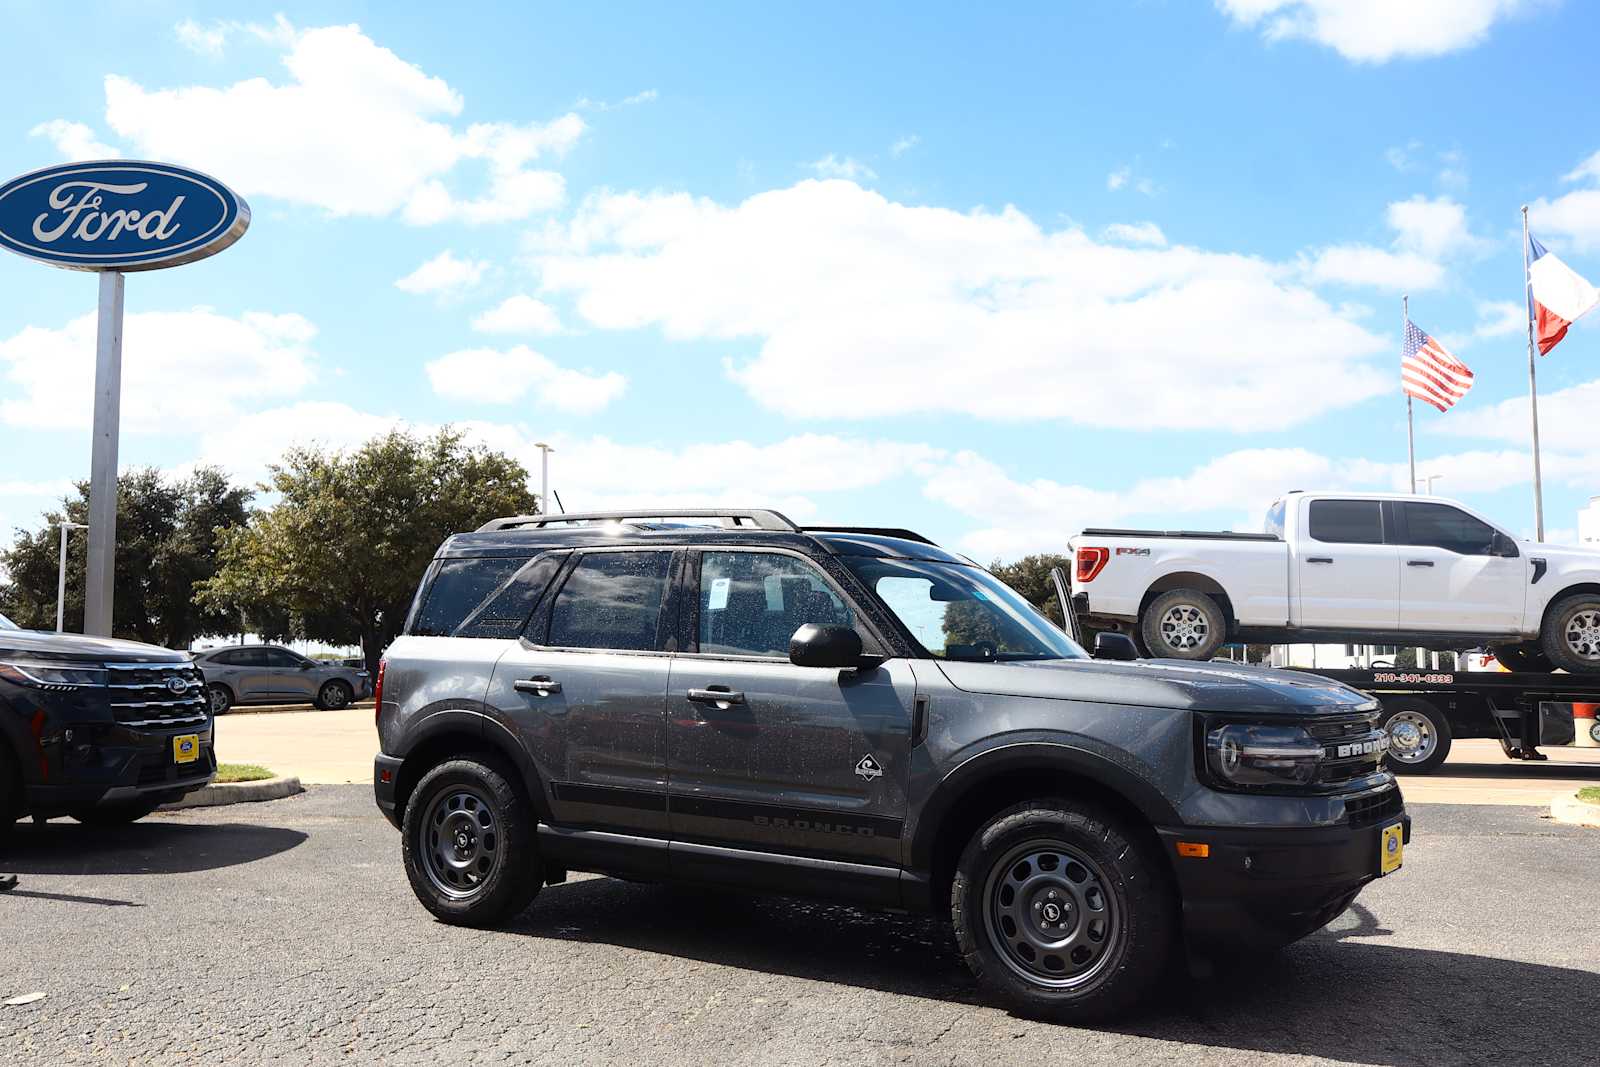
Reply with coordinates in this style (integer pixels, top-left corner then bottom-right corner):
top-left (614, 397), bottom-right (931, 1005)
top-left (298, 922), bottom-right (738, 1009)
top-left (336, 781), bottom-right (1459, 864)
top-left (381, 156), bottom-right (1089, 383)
top-left (1068, 491), bottom-right (1600, 674)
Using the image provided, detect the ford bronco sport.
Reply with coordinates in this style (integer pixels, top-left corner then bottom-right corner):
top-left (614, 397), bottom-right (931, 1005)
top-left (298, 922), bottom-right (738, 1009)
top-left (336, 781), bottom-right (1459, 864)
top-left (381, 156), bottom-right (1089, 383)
top-left (373, 509), bottom-right (1409, 1021)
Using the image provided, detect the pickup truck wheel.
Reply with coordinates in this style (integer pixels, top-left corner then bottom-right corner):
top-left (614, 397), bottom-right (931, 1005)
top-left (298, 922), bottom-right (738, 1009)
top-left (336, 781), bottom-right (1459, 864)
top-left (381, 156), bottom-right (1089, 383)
top-left (70, 798), bottom-right (163, 825)
top-left (1541, 594), bottom-right (1600, 675)
top-left (1140, 589), bottom-right (1226, 661)
top-left (402, 756), bottom-right (542, 927)
top-left (1380, 697), bottom-right (1452, 774)
top-left (1490, 644), bottom-right (1552, 673)
top-left (952, 799), bottom-right (1174, 1022)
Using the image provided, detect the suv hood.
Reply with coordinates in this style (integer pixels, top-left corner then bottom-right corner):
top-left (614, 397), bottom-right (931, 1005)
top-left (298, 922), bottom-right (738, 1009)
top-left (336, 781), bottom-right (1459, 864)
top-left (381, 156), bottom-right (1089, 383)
top-left (0, 627), bottom-right (188, 664)
top-left (935, 657), bottom-right (1372, 717)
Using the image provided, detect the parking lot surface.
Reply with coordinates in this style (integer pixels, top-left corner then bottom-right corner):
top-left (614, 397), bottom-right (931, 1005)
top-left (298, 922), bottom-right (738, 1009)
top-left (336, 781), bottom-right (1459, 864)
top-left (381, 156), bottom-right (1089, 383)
top-left (3, 788), bottom-right (1596, 1066)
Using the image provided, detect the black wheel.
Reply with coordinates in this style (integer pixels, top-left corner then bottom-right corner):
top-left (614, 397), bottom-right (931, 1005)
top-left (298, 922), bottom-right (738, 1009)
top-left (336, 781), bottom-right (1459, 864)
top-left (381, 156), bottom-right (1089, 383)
top-left (207, 683), bottom-right (233, 715)
top-left (1140, 589), bottom-right (1226, 661)
top-left (70, 798), bottom-right (162, 825)
top-left (1380, 697), bottom-right (1452, 774)
top-left (1491, 644), bottom-right (1553, 673)
top-left (1541, 593), bottom-right (1600, 675)
top-left (315, 680), bottom-right (353, 710)
top-left (401, 756), bottom-right (541, 927)
top-left (0, 750), bottom-right (19, 841)
top-left (952, 799), bottom-right (1175, 1022)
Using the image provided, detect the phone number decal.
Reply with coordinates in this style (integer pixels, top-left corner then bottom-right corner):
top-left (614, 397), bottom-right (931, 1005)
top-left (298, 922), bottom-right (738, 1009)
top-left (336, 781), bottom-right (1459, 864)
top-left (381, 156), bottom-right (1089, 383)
top-left (1370, 672), bottom-right (1454, 685)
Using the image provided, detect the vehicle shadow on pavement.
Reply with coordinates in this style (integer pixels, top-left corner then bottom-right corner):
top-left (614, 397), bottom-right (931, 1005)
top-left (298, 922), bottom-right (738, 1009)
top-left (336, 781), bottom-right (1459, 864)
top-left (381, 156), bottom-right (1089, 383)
top-left (2, 820), bottom-right (307, 876)
top-left (513, 882), bottom-right (1597, 1066)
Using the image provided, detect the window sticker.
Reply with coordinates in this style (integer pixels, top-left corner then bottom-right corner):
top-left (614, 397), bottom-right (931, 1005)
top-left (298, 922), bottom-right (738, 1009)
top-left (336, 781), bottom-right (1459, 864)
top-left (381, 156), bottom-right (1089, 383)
top-left (708, 576), bottom-right (731, 610)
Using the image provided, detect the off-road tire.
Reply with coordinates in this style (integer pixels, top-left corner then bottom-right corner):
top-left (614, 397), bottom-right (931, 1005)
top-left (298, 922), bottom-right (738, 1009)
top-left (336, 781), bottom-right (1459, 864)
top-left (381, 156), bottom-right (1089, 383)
top-left (1490, 644), bottom-right (1553, 673)
top-left (402, 756), bottom-right (541, 927)
top-left (1541, 593), bottom-right (1600, 675)
top-left (315, 680), bottom-right (353, 711)
top-left (1140, 589), bottom-right (1226, 661)
top-left (951, 799), bottom-right (1175, 1022)
top-left (70, 798), bottom-right (163, 825)
top-left (1379, 696), bottom-right (1452, 774)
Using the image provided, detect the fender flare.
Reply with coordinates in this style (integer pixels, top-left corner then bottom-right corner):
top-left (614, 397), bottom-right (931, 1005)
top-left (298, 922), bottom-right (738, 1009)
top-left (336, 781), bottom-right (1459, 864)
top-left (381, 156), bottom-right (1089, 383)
top-left (908, 738), bottom-right (1181, 871)
top-left (396, 706), bottom-right (552, 822)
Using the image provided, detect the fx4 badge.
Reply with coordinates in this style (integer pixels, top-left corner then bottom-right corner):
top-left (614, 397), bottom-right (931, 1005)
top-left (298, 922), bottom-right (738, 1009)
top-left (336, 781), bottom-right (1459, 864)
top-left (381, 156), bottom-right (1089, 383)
top-left (855, 754), bottom-right (883, 781)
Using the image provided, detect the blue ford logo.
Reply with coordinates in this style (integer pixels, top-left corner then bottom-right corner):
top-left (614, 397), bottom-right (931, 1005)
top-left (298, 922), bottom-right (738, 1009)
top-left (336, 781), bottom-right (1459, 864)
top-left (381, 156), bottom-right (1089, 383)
top-left (0, 160), bottom-right (249, 271)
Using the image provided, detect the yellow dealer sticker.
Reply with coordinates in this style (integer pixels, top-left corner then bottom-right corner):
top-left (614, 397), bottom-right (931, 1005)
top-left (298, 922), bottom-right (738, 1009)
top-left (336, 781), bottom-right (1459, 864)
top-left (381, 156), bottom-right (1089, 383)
top-left (173, 734), bottom-right (200, 764)
top-left (1379, 822), bottom-right (1404, 875)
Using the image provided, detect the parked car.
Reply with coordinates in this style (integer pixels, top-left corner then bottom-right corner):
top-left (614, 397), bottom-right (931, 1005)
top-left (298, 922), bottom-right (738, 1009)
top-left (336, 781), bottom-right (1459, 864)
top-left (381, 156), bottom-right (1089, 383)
top-left (1, 611), bottom-right (214, 829)
top-left (194, 644), bottom-right (369, 713)
top-left (1070, 490), bottom-right (1600, 674)
top-left (372, 508), bottom-right (1408, 1022)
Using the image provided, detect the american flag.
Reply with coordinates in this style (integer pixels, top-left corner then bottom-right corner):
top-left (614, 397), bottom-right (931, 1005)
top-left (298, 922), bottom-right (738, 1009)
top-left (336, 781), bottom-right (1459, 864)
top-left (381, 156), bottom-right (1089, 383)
top-left (1401, 320), bottom-right (1473, 412)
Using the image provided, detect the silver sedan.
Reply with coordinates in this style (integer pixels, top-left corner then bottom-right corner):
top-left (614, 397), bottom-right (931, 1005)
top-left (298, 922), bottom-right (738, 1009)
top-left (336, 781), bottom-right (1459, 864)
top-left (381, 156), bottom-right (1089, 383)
top-left (194, 644), bottom-right (370, 713)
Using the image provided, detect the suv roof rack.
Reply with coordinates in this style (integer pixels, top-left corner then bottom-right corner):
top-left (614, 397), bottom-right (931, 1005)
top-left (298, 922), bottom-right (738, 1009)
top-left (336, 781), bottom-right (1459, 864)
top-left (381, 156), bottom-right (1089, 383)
top-left (477, 507), bottom-right (800, 533)
top-left (803, 525), bottom-right (938, 547)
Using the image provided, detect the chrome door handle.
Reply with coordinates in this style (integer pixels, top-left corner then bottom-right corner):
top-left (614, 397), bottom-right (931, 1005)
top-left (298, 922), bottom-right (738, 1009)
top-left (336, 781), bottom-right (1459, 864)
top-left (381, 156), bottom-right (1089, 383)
top-left (1306, 557), bottom-right (1333, 564)
top-left (1407, 560), bottom-right (1435, 567)
top-left (514, 676), bottom-right (562, 696)
top-left (686, 687), bottom-right (745, 706)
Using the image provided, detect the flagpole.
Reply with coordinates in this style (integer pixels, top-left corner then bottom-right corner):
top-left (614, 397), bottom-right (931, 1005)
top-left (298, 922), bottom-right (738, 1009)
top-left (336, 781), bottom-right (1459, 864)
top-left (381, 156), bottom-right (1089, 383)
top-left (1523, 205), bottom-right (1546, 542)
top-left (1404, 293), bottom-right (1415, 492)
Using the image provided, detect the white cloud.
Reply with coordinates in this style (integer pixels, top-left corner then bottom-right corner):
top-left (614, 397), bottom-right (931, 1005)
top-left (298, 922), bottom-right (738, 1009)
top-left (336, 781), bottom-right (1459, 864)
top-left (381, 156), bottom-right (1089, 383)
top-left (394, 250), bottom-right (488, 295)
top-left (1436, 379), bottom-right (1600, 455)
top-left (535, 179), bottom-right (1389, 430)
top-left (574, 89), bottom-right (658, 111)
top-left (1302, 245), bottom-right (1444, 291)
top-left (195, 401), bottom-right (405, 481)
top-left (29, 120), bottom-right (118, 161)
top-left (1301, 195), bottom-right (1483, 291)
top-left (1102, 221), bottom-right (1167, 247)
top-left (807, 155), bottom-right (877, 182)
top-left (424, 346), bottom-right (625, 412)
top-left (890, 135), bottom-right (920, 157)
top-left (175, 18), bottom-right (229, 56)
top-left (92, 23), bottom-right (580, 223)
top-left (471, 295), bottom-right (563, 335)
top-left (0, 309), bottom-right (317, 434)
top-left (1106, 167), bottom-right (1129, 191)
top-left (1387, 195), bottom-right (1484, 260)
top-left (1473, 300), bottom-right (1524, 339)
top-left (1217, 0), bottom-right (1533, 63)
top-left (1530, 150), bottom-right (1600, 253)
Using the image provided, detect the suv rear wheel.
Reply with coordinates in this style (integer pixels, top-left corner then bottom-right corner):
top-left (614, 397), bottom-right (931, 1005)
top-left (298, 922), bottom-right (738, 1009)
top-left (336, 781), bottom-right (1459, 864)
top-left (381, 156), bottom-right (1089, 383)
top-left (951, 799), bottom-right (1174, 1022)
top-left (1541, 593), bottom-right (1600, 675)
top-left (1140, 589), bottom-right (1225, 661)
top-left (402, 756), bottom-right (542, 927)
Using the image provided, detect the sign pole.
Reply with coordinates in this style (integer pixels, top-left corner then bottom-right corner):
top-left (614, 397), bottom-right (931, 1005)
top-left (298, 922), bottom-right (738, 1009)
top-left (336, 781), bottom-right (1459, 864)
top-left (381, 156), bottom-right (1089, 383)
top-left (1522, 205), bottom-right (1546, 542)
top-left (84, 270), bottom-right (124, 636)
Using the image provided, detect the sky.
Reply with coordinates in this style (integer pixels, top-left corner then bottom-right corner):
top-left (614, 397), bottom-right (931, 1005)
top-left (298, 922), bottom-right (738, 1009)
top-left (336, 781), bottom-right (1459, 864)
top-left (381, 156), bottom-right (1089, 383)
top-left (4, 0), bottom-right (1600, 563)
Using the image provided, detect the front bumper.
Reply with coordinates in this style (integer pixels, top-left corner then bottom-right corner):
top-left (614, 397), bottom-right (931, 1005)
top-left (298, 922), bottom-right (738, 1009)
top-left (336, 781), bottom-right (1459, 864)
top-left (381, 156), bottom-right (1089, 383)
top-left (25, 725), bottom-right (216, 817)
top-left (1158, 810), bottom-right (1412, 951)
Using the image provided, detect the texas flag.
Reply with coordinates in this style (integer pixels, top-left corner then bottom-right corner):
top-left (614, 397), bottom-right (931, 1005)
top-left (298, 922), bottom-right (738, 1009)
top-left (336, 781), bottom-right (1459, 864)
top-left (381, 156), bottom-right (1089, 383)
top-left (1528, 232), bottom-right (1600, 355)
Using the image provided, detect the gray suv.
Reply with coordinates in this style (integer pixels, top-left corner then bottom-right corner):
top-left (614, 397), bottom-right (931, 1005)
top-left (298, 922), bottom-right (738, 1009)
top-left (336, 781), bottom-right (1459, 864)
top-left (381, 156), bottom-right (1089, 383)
top-left (373, 509), bottom-right (1409, 1021)
top-left (195, 644), bottom-right (368, 713)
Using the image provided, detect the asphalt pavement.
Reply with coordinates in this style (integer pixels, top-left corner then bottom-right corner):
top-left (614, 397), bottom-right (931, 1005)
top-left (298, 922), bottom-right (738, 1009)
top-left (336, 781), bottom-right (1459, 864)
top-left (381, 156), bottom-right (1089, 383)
top-left (3, 788), bottom-right (1597, 1066)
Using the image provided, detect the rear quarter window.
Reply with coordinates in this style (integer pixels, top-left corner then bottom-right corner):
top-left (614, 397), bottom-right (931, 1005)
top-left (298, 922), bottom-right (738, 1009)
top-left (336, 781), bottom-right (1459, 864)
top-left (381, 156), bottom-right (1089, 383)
top-left (410, 554), bottom-right (561, 638)
top-left (1307, 499), bottom-right (1383, 544)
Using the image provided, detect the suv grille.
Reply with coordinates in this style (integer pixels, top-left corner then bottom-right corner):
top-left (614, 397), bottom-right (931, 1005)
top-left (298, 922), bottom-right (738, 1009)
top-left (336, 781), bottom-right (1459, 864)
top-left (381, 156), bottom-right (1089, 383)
top-left (105, 661), bottom-right (209, 729)
top-left (1345, 786), bottom-right (1403, 829)
top-left (1308, 714), bottom-right (1388, 785)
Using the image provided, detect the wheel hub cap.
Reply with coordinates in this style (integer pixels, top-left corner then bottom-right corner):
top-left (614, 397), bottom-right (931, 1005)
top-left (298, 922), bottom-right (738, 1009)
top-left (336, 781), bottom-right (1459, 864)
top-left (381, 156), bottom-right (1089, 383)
top-left (420, 789), bottom-right (498, 900)
top-left (1386, 712), bottom-right (1435, 763)
top-left (984, 840), bottom-right (1120, 989)
top-left (1159, 605), bottom-right (1209, 650)
top-left (1566, 610), bottom-right (1600, 660)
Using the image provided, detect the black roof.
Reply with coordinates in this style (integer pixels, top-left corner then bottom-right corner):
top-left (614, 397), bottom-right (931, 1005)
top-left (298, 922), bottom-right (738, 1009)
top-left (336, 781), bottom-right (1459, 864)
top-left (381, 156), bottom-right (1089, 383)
top-left (437, 524), bottom-right (970, 565)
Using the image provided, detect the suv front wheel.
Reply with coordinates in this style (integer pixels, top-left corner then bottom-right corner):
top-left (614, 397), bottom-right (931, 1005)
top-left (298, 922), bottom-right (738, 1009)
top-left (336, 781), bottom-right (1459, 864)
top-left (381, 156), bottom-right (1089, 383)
top-left (402, 756), bottom-right (543, 927)
top-left (952, 799), bottom-right (1174, 1022)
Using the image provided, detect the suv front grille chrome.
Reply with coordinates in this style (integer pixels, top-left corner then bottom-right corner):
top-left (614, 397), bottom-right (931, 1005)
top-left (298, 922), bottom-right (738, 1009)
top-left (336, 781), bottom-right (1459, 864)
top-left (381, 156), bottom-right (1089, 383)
top-left (104, 662), bottom-right (209, 728)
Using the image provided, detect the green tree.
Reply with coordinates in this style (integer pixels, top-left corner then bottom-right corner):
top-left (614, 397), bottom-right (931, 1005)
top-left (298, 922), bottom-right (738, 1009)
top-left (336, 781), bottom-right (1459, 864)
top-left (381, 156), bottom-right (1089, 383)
top-left (989, 553), bottom-right (1074, 622)
top-left (0, 467), bottom-right (252, 647)
top-left (199, 428), bottom-right (538, 674)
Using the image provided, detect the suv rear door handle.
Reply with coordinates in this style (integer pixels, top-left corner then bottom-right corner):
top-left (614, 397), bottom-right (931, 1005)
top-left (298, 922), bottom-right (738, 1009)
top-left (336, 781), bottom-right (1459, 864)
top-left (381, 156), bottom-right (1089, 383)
top-left (1407, 560), bottom-right (1435, 567)
top-left (514, 676), bottom-right (562, 696)
top-left (1306, 557), bottom-right (1333, 564)
top-left (686, 687), bottom-right (745, 706)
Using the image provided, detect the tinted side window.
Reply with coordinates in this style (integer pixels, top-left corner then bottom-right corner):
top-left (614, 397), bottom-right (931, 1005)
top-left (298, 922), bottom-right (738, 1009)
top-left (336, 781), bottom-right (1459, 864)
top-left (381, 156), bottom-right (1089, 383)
top-left (547, 551), bottom-right (672, 651)
top-left (1308, 499), bottom-right (1383, 544)
top-left (412, 556), bottom-right (557, 638)
top-left (263, 648), bottom-right (302, 668)
top-left (1401, 503), bottom-right (1497, 555)
top-left (698, 551), bottom-right (854, 657)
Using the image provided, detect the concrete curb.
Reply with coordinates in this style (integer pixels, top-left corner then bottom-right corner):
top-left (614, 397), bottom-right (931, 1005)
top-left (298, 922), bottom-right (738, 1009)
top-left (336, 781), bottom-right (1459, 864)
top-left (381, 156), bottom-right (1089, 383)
top-left (161, 776), bottom-right (304, 810)
top-left (1550, 791), bottom-right (1600, 829)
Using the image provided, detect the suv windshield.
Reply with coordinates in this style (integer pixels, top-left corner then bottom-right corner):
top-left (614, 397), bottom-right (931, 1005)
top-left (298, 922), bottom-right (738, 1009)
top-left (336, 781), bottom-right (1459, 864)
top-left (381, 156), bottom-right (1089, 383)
top-left (844, 557), bottom-right (1086, 662)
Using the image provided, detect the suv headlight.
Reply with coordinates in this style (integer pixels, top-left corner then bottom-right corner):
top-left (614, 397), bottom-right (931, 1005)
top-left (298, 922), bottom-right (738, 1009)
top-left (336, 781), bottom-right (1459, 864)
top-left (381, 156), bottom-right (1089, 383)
top-left (1205, 722), bottom-right (1323, 789)
top-left (0, 659), bottom-right (108, 689)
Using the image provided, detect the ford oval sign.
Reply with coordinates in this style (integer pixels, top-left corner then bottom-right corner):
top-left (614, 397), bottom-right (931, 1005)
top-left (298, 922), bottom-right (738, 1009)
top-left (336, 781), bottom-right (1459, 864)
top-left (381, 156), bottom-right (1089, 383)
top-left (0, 160), bottom-right (249, 272)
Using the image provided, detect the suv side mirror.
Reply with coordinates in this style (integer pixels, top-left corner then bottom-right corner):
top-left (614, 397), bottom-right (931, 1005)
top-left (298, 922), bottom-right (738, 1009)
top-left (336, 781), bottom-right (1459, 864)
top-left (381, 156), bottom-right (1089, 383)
top-left (1093, 632), bottom-right (1140, 661)
top-left (790, 624), bottom-right (875, 669)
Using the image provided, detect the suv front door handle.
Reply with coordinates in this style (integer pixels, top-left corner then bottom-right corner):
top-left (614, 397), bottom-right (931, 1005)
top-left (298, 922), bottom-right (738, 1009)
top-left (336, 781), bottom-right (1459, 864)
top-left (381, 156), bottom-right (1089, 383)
top-left (1306, 557), bottom-right (1333, 564)
top-left (514, 676), bottom-right (562, 696)
top-left (1407, 560), bottom-right (1435, 567)
top-left (686, 687), bottom-right (746, 706)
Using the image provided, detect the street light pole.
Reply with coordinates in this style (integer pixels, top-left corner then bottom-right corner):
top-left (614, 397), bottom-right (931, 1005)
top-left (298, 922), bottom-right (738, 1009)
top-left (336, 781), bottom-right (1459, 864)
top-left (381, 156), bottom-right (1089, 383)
top-left (1415, 475), bottom-right (1442, 495)
top-left (56, 520), bottom-right (88, 633)
top-left (534, 442), bottom-right (553, 515)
